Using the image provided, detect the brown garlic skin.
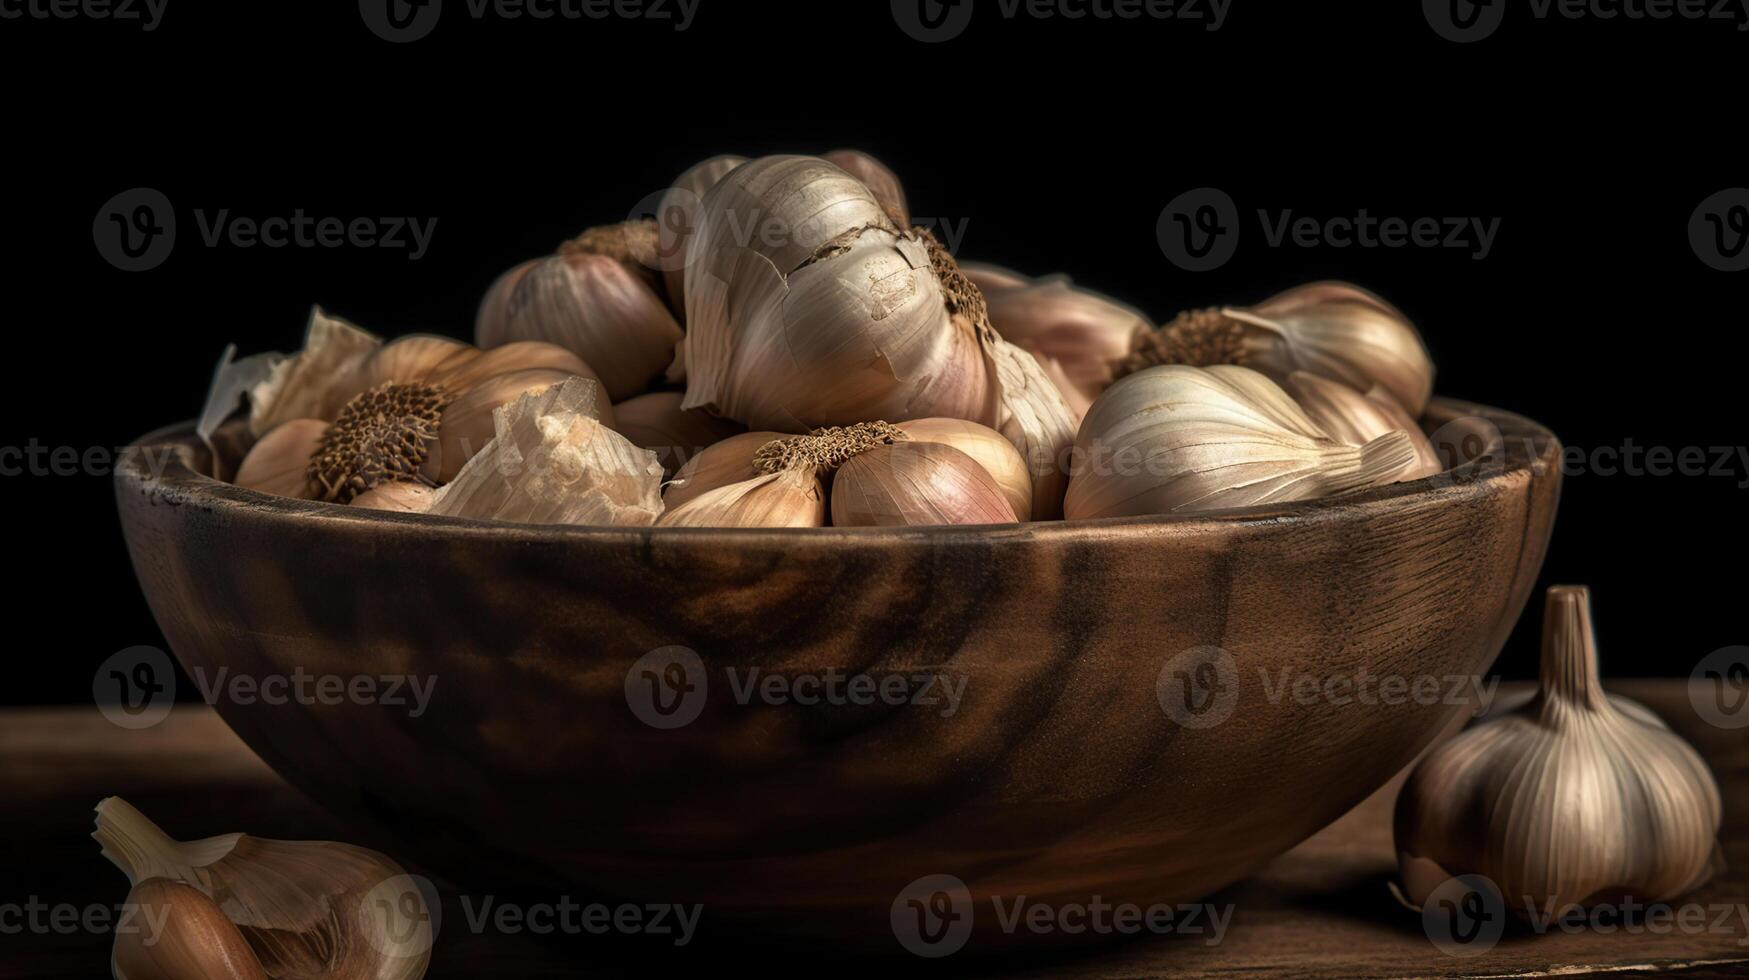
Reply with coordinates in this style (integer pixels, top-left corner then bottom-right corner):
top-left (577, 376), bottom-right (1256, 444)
top-left (233, 419), bottom-right (327, 499)
top-left (113, 879), bottom-right (268, 980)
top-left (1394, 587), bottom-right (1724, 919)
top-left (663, 430), bottom-right (789, 512)
top-left (832, 442), bottom-right (1018, 528)
top-left (612, 391), bottom-right (745, 479)
top-left (962, 263), bottom-right (1150, 409)
top-left (894, 418), bottom-right (1033, 523)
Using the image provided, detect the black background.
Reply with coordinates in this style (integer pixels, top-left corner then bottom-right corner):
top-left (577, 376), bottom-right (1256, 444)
top-left (2, 0), bottom-right (1742, 705)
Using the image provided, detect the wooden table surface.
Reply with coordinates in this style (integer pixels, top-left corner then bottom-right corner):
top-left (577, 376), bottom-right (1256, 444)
top-left (1, 681), bottom-right (1743, 978)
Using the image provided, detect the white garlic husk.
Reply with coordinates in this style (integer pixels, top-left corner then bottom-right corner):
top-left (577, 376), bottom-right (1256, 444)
top-left (476, 220), bottom-right (682, 401)
top-left (658, 153), bottom-right (748, 320)
top-left (657, 467), bottom-right (826, 528)
top-left (248, 308), bottom-right (383, 437)
top-left (821, 148), bottom-right (910, 227)
top-left (1284, 372), bottom-right (1441, 481)
top-left (1394, 586), bottom-right (1724, 918)
top-left (962, 263), bottom-right (1151, 405)
top-left (428, 377), bottom-right (664, 526)
top-left (93, 798), bottom-right (430, 980)
top-left (1064, 365), bottom-right (1416, 519)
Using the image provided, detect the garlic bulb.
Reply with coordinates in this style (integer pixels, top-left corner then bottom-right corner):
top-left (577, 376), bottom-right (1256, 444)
top-left (1283, 372), bottom-right (1441, 481)
top-left (663, 429), bottom-right (788, 511)
top-left (677, 155), bottom-right (1078, 519)
top-left (821, 148), bottom-right (910, 227)
top-left (833, 441), bottom-right (1017, 527)
top-left (428, 377), bottom-right (665, 526)
top-left (962, 263), bottom-right (1151, 405)
top-left (351, 481), bottom-right (436, 513)
top-left (233, 418), bottom-right (328, 499)
top-left (1121, 281), bottom-right (1435, 416)
top-left (1064, 365), bottom-right (1416, 519)
top-left (658, 154), bottom-right (747, 318)
top-left (895, 417), bottom-right (1032, 522)
top-left (94, 798), bottom-right (431, 980)
top-left (476, 219), bottom-right (682, 401)
top-left (657, 467), bottom-right (826, 528)
top-left (612, 390), bottom-right (744, 479)
top-left (1394, 587), bottom-right (1724, 917)
top-left (1030, 351), bottom-right (1094, 423)
top-left (113, 878), bottom-right (268, 980)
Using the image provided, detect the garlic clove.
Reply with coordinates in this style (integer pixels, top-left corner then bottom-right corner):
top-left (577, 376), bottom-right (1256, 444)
top-left (611, 391), bottom-right (744, 479)
top-left (233, 419), bottom-right (327, 499)
top-left (961, 262), bottom-right (1152, 402)
top-left (1065, 364), bottom-right (1416, 519)
top-left (1227, 281), bottom-right (1435, 416)
top-left (1284, 372), bottom-right (1440, 481)
top-left (93, 798), bottom-right (431, 980)
top-left (428, 377), bottom-right (664, 526)
top-left (430, 339), bottom-right (595, 395)
top-left (351, 481), bottom-right (436, 514)
top-left (248, 308), bottom-right (383, 437)
top-left (478, 248), bottom-right (681, 402)
top-left (896, 418), bottom-right (1033, 523)
top-left (833, 441), bottom-right (1019, 528)
top-left (821, 149), bottom-right (910, 228)
top-left (663, 430), bottom-right (790, 512)
top-left (477, 259), bottom-right (539, 344)
top-left (358, 334), bottom-right (479, 389)
top-left (426, 367), bottom-right (584, 484)
top-left (1394, 587), bottom-right (1725, 917)
top-left (658, 154), bottom-right (748, 319)
top-left (658, 468), bottom-right (827, 528)
top-left (113, 878), bottom-right (268, 980)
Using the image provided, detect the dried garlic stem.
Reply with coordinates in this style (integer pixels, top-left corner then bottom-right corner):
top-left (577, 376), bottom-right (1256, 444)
top-left (752, 422), bottom-right (910, 475)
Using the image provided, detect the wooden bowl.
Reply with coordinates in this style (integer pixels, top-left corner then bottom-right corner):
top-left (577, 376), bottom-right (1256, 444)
top-left (115, 399), bottom-right (1559, 952)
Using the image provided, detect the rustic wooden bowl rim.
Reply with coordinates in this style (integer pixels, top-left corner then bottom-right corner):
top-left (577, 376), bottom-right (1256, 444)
top-left (123, 397), bottom-right (1555, 544)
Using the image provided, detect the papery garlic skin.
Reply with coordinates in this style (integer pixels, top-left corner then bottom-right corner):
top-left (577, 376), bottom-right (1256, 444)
top-left (429, 378), bottom-right (664, 526)
top-left (664, 430), bottom-right (789, 511)
top-left (249, 308), bottom-right (382, 437)
top-left (476, 248), bottom-right (677, 402)
top-left (822, 148), bottom-right (910, 227)
top-left (1395, 587), bottom-right (1724, 918)
top-left (833, 442), bottom-right (1018, 528)
top-left (351, 482), bottom-right (436, 514)
top-left (93, 798), bottom-right (430, 980)
top-left (658, 154), bottom-right (748, 319)
top-left (963, 263), bottom-right (1151, 404)
top-left (113, 879), bottom-right (268, 980)
top-left (233, 418), bottom-right (327, 499)
top-left (1284, 372), bottom-right (1440, 481)
top-left (658, 468), bottom-right (826, 528)
top-left (897, 418), bottom-right (1033, 523)
top-left (426, 367), bottom-right (581, 483)
top-left (1065, 365), bottom-right (1416, 519)
top-left (612, 391), bottom-right (744, 479)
